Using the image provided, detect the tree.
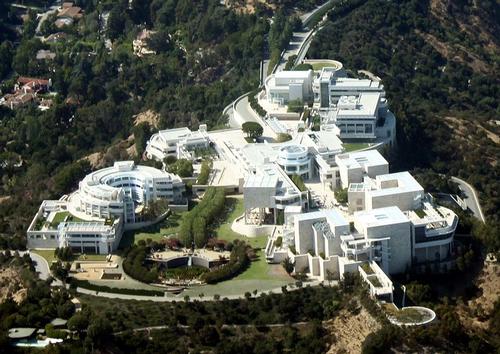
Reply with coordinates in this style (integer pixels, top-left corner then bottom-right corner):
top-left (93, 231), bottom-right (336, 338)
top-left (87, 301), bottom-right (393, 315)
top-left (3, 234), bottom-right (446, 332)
top-left (86, 316), bottom-right (112, 350)
top-left (335, 188), bottom-right (348, 204)
top-left (167, 159), bottom-right (193, 177)
top-left (107, 5), bottom-right (126, 40)
top-left (67, 312), bottom-right (89, 331)
top-left (242, 122), bottom-right (263, 139)
top-left (276, 133), bottom-right (292, 142)
top-left (51, 261), bottom-right (70, 283)
top-left (282, 257), bottom-right (294, 274)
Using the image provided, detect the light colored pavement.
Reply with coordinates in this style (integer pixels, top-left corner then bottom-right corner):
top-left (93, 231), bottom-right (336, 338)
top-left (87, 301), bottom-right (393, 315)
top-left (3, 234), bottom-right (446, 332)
top-left (451, 176), bottom-right (486, 223)
top-left (300, 0), bottom-right (333, 25)
top-left (76, 280), bottom-right (327, 302)
top-left (28, 251), bottom-right (51, 280)
top-left (36, 5), bottom-right (59, 34)
top-left (233, 95), bottom-right (277, 141)
top-left (358, 70), bottom-right (381, 82)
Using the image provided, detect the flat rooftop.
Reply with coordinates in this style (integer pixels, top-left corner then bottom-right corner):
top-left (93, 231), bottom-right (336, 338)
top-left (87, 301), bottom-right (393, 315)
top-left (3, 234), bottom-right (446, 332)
top-left (298, 131), bottom-right (343, 153)
top-left (157, 127), bottom-right (193, 141)
top-left (331, 77), bottom-right (382, 90)
top-left (336, 92), bottom-right (380, 118)
top-left (370, 171), bottom-right (424, 197)
top-left (294, 209), bottom-right (348, 228)
top-left (354, 206), bottom-right (409, 227)
top-left (336, 149), bottom-right (388, 170)
top-left (244, 173), bottom-right (278, 189)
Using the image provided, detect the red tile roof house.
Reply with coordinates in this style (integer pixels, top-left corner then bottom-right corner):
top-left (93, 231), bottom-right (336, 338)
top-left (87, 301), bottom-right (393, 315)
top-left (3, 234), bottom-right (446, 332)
top-left (17, 77), bottom-right (52, 93)
top-left (0, 77), bottom-right (52, 110)
top-left (56, 2), bottom-right (83, 25)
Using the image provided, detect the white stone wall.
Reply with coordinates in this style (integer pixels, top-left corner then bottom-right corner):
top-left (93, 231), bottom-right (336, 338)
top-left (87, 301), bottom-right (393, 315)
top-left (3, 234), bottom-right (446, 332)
top-left (364, 222), bottom-right (412, 274)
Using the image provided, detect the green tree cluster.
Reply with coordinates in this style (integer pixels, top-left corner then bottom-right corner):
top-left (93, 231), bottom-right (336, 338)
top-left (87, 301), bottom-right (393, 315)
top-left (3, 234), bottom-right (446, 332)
top-left (167, 158), bottom-right (193, 177)
top-left (242, 121), bottom-right (263, 139)
top-left (201, 240), bottom-right (251, 284)
top-left (179, 187), bottom-right (226, 247)
top-left (196, 160), bottom-right (212, 185)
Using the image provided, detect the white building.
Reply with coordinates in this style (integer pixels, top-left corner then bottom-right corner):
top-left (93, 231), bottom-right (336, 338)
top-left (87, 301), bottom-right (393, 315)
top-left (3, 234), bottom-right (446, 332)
top-left (243, 164), bottom-right (307, 224)
top-left (27, 161), bottom-right (185, 254)
top-left (27, 200), bottom-right (123, 254)
top-left (265, 70), bottom-right (314, 105)
top-left (313, 69), bottom-right (385, 108)
top-left (71, 161), bottom-right (184, 223)
top-left (145, 125), bottom-right (210, 161)
top-left (335, 150), bottom-right (389, 189)
top-left (347, 171), bottom-right (424, 213)
top-left (321, 93), bottom-right (385, 140)
top-left (265, 167), bottom-right (457, 301)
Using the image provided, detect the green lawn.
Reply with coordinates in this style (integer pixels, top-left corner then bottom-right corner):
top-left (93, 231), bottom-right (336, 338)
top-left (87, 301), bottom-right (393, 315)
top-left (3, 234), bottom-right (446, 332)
top-left (50, 211), bottom-right (85, 227)
top-left (75, 254), bottom-right (108, 261)
top-left (119, 212), bottom-right (187, 248)
top-left (215, 197), bottom-right (268, 249)
top-left (311, 61), bottom-right (340, 71)
top-left (343, 142), bottom-right (371, 152)
top-left (234, 251), bottom-right (276, 281)
top-left (32, 249), bottom-right (56, 264)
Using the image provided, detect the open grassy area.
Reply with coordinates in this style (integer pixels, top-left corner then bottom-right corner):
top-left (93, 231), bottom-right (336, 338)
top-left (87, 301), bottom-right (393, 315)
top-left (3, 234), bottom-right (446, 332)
top-left (343, 142), bottom-right (371, 152)
top-left (234, 250), bottom-right (283, 281)
top-left (119, 212), bottom-right (187, 248)
top-left (215, 197), bottom-right (268, 249)
top-left (310, 61), bottom-right (339, 70)
top-left (75, 254), bottom-right (108, 261)
top-left (32, 249), bottom-right (56, 264)
top-left (50, 211), bottom-right (85, 227)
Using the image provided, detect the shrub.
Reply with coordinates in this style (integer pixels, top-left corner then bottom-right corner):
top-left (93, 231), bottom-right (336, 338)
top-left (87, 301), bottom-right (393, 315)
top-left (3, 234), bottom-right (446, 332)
top-left (201, 241), bottom-right (251, 284)
top-left (335, 188), bottom-right (348, 204)
top-left (274, 236), bottom-right (282, 248)
top-left (197, 160), bottom-right (211, 185)
top-left (276, 133), bottom-right (292, 142)
top-left (178, 187), bottom-right (226, 247)
top-left (287, 99), bottom-right (304, 113)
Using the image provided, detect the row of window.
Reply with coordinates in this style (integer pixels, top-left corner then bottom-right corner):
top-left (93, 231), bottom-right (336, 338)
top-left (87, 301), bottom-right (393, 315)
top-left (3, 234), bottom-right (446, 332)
top-left (338, 123), bottom-right (373, 134)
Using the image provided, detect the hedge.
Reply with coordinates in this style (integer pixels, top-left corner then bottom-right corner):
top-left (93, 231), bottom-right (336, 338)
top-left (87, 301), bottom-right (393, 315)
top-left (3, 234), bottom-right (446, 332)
top-left (68, 278), bottom-right (165, 296)
top-left (196, 161), bottom-right (211, 185)
top-left (201, 241), bottom-right (250, 284)
top-left (179, 187), bottom-right (226, 247)
top-left (122, 245), bottom-right (159, 283)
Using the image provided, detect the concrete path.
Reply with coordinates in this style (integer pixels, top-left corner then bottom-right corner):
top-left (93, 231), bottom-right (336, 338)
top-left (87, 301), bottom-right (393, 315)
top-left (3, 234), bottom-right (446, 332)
top-left (451, 176), bottom-right (486, 223)
top-left (36, 5), bottom-right (59, 34)
top-left (76, 280), bottom-right (328, 302)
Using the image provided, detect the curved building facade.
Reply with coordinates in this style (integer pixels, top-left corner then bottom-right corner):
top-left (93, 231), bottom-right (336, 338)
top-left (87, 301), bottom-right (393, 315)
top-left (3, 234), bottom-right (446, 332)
top-left (276, 145), bottom-right (312, 179)
top-left (71, 161), bottom-right (184, 224)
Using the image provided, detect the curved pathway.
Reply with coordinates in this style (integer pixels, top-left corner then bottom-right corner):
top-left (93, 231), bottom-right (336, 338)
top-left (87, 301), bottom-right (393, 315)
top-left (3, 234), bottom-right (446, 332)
top-left (75, 280), bottom-right (326, 302)
top-left (451, 176), bottom-right (486, 223)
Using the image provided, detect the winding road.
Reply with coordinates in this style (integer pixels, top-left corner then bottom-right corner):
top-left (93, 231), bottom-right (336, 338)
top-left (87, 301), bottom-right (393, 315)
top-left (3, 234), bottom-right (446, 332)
top-left (451, 176), bottom-right (486, 223)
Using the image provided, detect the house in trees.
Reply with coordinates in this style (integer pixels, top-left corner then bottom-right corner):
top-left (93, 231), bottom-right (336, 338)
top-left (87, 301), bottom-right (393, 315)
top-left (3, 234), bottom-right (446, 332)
top-left (55, 2), bottom-right (84, 28)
